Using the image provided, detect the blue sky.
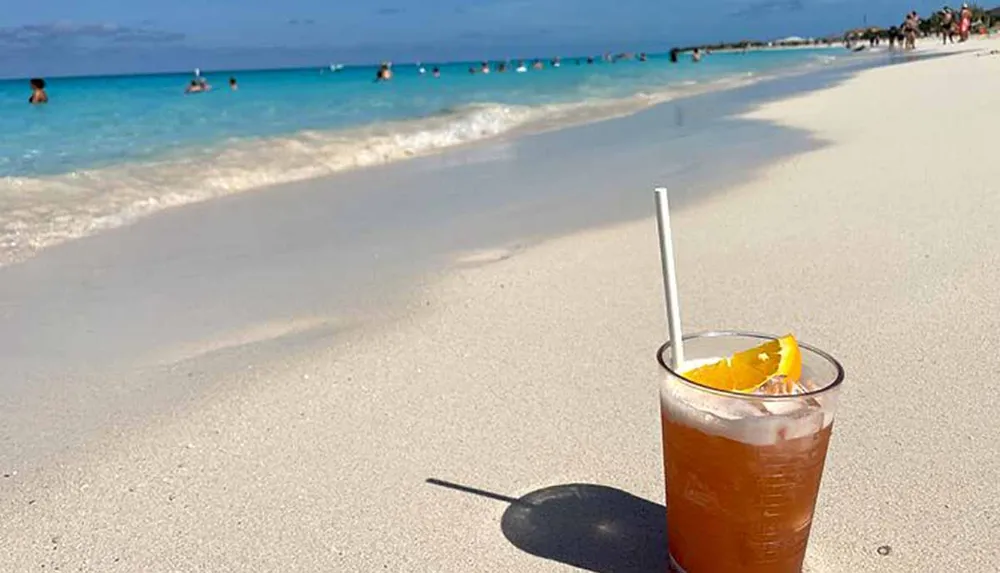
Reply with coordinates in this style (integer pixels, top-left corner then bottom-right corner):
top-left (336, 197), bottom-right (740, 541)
top-left (0, 0), bottom-right (953, 77)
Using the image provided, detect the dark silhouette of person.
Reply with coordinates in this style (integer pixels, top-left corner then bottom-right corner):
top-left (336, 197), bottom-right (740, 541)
top-left (29, 78), bottom-right (48, 104)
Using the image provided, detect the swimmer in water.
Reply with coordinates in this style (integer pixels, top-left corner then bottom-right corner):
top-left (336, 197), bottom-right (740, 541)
top-left (432, 67), bottom-right (441, 78)
top-left (669, 48), bottom-right (679, 63)
top-left (481, 61), bottom-right (491, 74)
top-left (375, 63), bottom-right (393, 82)
top-left (587, 56), bottom-right (594, 64)
top-left (28, 78), bottom-right (48, 104)
top-left (185, 79), bottom-right (203, 94)
top-left (692, 48), bottom-right (702, 62)
top-left (229, 77), bottom-right (238, 91)
top-left (516, 60), bottom-right (528, 73)
top-left (532, 59), bottom-right (543, 70)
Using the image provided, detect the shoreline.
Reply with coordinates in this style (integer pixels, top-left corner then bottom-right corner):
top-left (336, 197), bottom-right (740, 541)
top-left (3, 38), bottom-right (1000, 572)
top-left (0, 47), bottom-right (888, 269)
top-left (0, 40), bottom-right (976, 473)
top-left (0, 64), bottom-right (849, 469)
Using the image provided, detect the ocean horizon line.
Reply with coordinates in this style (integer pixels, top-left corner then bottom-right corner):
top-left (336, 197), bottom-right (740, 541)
top-left (0, 35), bottom-right (850, 82)
top-left (0, 49), bottom-right (683, 83)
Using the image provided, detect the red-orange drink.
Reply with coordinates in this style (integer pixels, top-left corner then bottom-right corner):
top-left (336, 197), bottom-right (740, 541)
top-left (658, 333), bottom-right (844, 573)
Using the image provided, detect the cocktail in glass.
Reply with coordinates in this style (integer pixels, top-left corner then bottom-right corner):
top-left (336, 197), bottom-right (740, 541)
top-left (658, 332), bottom-right (844, 573)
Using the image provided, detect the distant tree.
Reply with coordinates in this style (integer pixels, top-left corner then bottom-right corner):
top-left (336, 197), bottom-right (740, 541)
top-left (968, 3), bottom-right (992, 27)
top-left (919, 9), bottom-right (945, 35)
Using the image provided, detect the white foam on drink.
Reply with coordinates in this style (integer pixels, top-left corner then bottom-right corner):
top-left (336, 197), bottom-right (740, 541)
top-left (661, 359), bottom-right (837, 446)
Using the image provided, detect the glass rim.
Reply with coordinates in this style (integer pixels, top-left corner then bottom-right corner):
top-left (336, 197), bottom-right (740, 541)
top-left (656, 330), bottom-right (845, 401)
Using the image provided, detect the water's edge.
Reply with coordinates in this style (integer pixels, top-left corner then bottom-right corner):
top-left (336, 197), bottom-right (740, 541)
top-left (0, 53), bottom-right (854, 267)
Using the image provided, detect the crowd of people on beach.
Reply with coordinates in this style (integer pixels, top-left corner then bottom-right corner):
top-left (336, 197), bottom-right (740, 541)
top-left (937, 4), bottom-right (976, 44)
top-left (871, 4), bottom-right (978, 51)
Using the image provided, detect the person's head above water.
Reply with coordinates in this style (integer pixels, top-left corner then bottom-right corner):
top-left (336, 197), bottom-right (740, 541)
top-left (28, 78), bottom-right (48, 104)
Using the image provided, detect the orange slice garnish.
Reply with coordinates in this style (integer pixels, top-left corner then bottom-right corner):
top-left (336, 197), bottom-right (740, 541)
top-left (682, 335), bottom-right (802, 394)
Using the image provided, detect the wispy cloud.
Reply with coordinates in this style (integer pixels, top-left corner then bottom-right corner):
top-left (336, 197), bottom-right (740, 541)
top-left (731, 0), bottom-right (805, 18)
top-left (376, 7), bottom-right (405, 16)
top-left (287, 18), bottom-right (318, 26)
top-left (0, 21), bottom-right (185, 47)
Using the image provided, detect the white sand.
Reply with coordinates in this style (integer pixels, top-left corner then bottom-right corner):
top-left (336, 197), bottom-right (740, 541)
top-left (3, 41), bottom-right (1000, 571)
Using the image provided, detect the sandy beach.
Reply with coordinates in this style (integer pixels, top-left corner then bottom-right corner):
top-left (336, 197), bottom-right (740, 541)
top-left (3, 39), bottom-right (1000, 572)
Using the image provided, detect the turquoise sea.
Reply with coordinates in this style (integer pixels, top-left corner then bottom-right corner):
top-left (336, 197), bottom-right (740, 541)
top-left (0, 48), bottom-right (846, 265)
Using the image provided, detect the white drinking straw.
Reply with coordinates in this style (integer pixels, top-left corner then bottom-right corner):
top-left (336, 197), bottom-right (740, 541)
top-left (654, 187), bottom-right (685, 370)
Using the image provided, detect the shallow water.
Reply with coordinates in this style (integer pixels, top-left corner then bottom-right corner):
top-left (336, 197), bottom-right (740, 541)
top-left (0, 49), bottom-right (847, 266)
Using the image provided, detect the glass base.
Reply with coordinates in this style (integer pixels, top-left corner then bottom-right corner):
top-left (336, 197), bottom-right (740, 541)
top-left (670, 552), bottom-right (811, 573)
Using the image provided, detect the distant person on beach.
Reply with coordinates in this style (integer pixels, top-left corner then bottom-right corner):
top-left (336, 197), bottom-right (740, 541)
top-left (959, 3), bottom-right (973, 41)
top-left (941, 8), bottom-right (956, 44)
top-left (888, 25), bottom-right (899, 48)
top-left (229, 77), bottom-right (238, 91)
top-left (28, 78), bottom-right (48, 104)
top-left (904, 12), bottom-right (920, 50)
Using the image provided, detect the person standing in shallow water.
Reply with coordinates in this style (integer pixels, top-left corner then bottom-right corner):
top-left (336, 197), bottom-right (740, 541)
top-left (375, 63), bottom-right (393, 82)
top-left (29, 78), bottom-right (48, 104)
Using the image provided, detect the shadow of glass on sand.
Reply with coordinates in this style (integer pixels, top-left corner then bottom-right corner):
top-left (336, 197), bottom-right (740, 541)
top-left (427, 479), bottom-right (666, 573)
